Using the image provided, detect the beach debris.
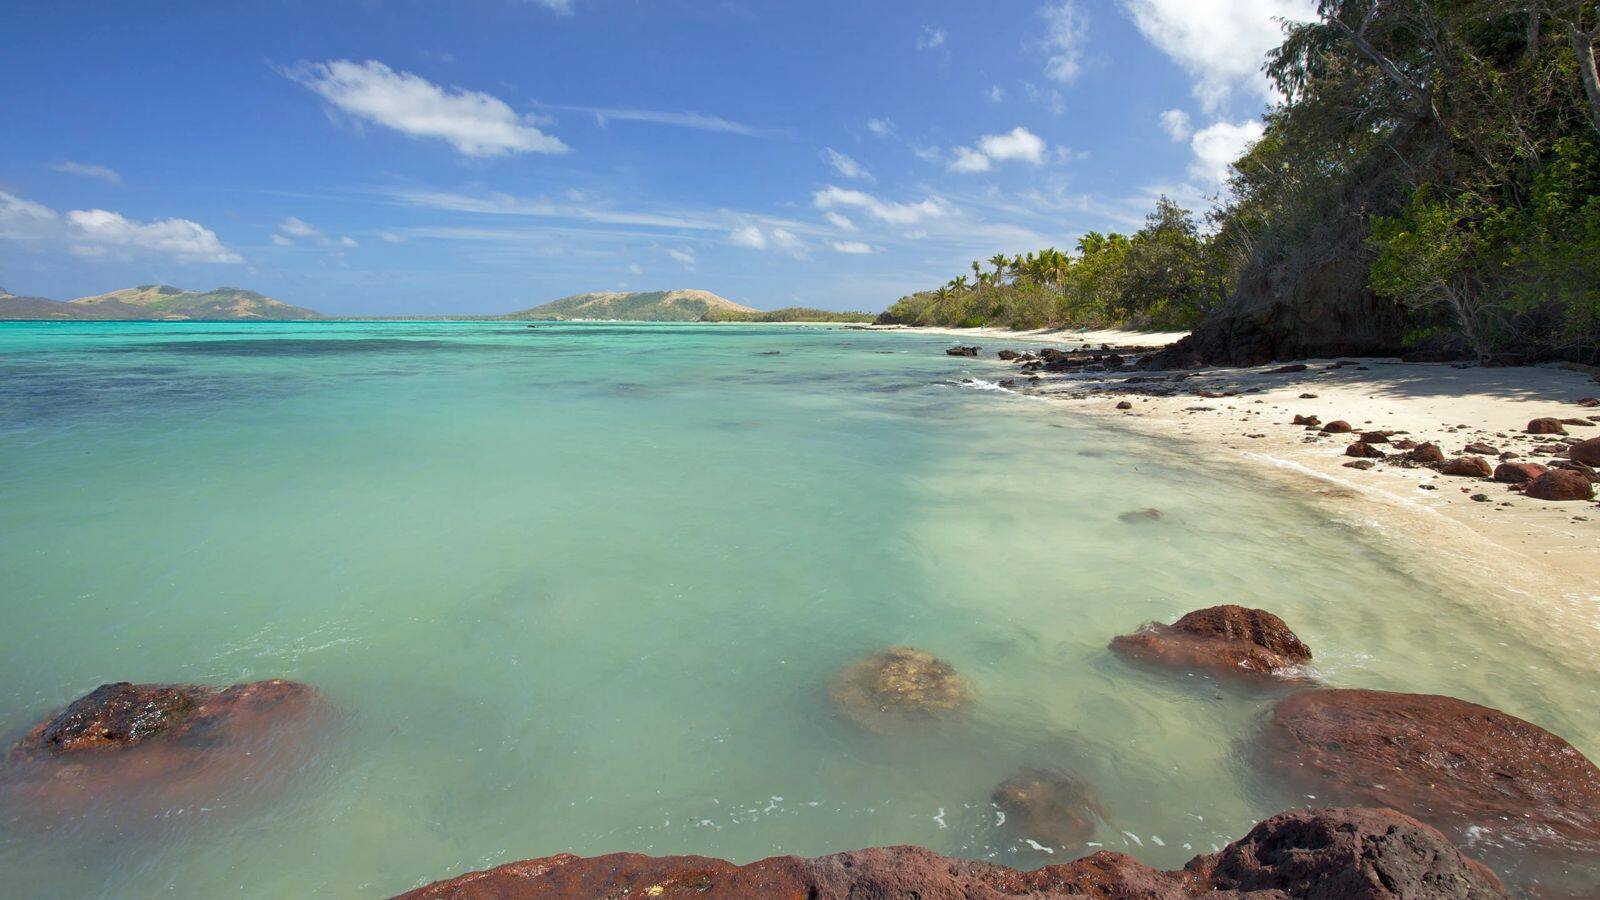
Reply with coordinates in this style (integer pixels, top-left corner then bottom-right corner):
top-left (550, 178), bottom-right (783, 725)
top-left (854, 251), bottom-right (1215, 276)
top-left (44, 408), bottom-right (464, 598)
top-left (1440, 456), bottom-right (1492, 478)
top-left (828, 647), bottom-right (970, 732)
top-left (1259, 688), bottom-right (1600, 855)
top-left (991, 767), bottom-right (1104, 847)
top-left (1109, 605), bottom-right (1312, 678)
top-left (1523, 469), bottom-right (1596, 501)
top-left (1526, 417), bottom-right (1566, 435)
top-left (396, 807), bottom-right (1508, 899)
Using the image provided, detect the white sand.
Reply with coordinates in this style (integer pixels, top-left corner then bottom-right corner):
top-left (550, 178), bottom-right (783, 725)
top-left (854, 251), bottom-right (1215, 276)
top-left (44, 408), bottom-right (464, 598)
top-left (860, 324), bottom-right (1191, 348)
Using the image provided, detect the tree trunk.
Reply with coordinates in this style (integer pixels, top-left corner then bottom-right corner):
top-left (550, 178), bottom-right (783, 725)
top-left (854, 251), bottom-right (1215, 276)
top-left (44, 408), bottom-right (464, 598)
top-left (1528, 1), bottom-right (1542, 57)
top-left (1572, 21), bottom-right (1600, 135)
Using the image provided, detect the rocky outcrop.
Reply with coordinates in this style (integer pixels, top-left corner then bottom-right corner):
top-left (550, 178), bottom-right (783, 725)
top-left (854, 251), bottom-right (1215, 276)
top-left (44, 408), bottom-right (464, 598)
top-left (1110, 605), bottom-right (1312, 678)
top-left (1, 679), bottom-right (323, 818)
top-left (1440, 456), bottom-right (1492, 478)
top-left (1258, 689), bottom-right (1600, 851)
top-left (945, 346), bottom-right (980, 356)
top-left (1523, 469), bottom-right (1596, 501)
top-left (828, 647), bottom-right (970, 732)
top-left (395, 807), bottom-right (1506, 899)
top-left (991, 767), bottom-right (1104, 848)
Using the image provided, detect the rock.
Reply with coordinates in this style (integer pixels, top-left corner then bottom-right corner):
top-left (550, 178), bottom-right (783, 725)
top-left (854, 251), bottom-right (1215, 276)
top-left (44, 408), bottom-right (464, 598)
top-left (1580, 397), bottom-right (1599, 407)
top-left (1493, 461), bottom-right (1548, 484)
top-left (1320, 420), bottom-right (1353, 433)
top-left (1346, 441), bottom-right (1386, 459)
top-left (991, 767), bottom-right (1103, 847)
top-left (1259, 688), bottom-right (1600, 851)
top-left (996, 349), bottom-right (1021, 360)
top-left (1267, 363), bottom-right (1308, 374)
top-left (1408, 443), bottom-right (1446, 464)
top-left (1299, 392), bottom-right (1319, 399)
top-left (945, 346), bottom-right (980, 357)
top-left (395, 807), bottom-right (1506, 899)
top-left (2, 679), bottom-right (323, 819)
top-left (1344, 460), bottom-right (1376, 470)
top-left (1527, 417), bottom-right (1566, 435)
top-left (1571, 436), bottom-right (1600, 467)
top-left (1560, 417), bottom-right (1593, 426)
top-left (1524, 469), bottom-right (1596, 501)
top-left (1109, 605), bottom-right (1312, 678)
top-left (1118, 507), bottom-right (1163, 523)
top-left (1461, 442), bottom-right (1497, 455)
top-left (1440, 456), bottom-right (1492, 478)
top-left (1115, 400), bottom-right (1132, 410)
top-left (1359, 430), bottom-right (1392, 443)
top-left (828, 647), bottom-right (970, 732)
top-left (1292, 414), bottom-right (1321, 426)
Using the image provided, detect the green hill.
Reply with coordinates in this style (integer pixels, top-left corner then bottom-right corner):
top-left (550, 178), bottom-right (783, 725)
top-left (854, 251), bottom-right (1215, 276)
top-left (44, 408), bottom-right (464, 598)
top-left (501, 289), bottom-right (758, 322)
top-left (65, 285), bottom-right (323, 320)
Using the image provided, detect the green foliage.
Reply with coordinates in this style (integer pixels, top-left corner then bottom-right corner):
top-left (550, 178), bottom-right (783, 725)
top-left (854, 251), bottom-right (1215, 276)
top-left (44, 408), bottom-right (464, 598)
top-left (702, 307), bottom-right (876, 323)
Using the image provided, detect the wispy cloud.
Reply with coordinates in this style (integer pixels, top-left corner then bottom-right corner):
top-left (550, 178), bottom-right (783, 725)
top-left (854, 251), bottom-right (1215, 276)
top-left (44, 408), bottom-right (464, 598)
top-left (275, 215), bottom-right (359, 249)
top-left (916, 25), bottom-right (946, 50)
top-left (728, 225), bottom-right (806, 257)
top-left (1160, 109), bottom-right (1194, 141)
top-left (831, 241), bottom-right (877, 254)
top-left (821, 147), bottom-right (873, 182)
top-left (1039, 1), bottom-right (1089, 83)
top-left (49, 160), bottom-right (123, 186)
top-left (546, 104), bottom-right (784, 138)
top-left (812, 186), bottom-right (951, 225)
top-left (286, 59), bottom-right (568, 157)
top-left (527, 0), bottom-right (573, 15)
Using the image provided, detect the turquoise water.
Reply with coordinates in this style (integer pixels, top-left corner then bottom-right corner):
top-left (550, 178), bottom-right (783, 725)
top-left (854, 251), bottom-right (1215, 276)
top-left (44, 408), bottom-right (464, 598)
top-left (0, 320), bottom-right (1594, 896)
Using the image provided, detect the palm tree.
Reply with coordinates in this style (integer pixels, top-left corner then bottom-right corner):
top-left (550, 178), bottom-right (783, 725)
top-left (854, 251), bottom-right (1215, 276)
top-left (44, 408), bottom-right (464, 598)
top-left (988, 253), bottom-right (1010, 281)
top-left (952, 275), bottom-right (970, 292)
top-left (971, 260), bottom-right (982, 282)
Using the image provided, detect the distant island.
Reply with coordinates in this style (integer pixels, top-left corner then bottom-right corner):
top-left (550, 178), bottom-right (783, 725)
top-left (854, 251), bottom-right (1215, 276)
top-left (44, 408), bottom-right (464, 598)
top-left (0, 285), bottom-right (323, 321)
top-left (0, 285), bottom-right (873, 323)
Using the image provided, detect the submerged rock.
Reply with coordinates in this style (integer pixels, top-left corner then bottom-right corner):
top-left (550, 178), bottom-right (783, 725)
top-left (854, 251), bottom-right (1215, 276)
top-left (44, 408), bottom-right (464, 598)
top-left (991, 767), bottom-right (1103, 848)
top-left (1523, 469), bottom-right (1596, 501)
top-left (1109, 605), bottom-right (1312, 678)
top-left (1118, 507), bottom-right (1163, 523)
top-left (1258, 688), bottom-right (1600, 851)
top-left (945, 346), bottom-right (980, 357)
top-left (395, 807), bottom-right (1505, 899)
top-left (828, 647), bottom-right (970, 731)
top-left (2, 679), bottom-right (324, 819)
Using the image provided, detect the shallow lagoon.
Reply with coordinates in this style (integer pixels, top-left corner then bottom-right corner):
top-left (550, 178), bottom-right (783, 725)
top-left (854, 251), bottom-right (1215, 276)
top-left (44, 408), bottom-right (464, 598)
top-left (0, 321), bottom-right (1594, 896)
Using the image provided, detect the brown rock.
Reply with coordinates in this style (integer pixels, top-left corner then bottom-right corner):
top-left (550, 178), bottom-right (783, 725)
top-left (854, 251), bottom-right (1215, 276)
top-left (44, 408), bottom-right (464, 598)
top-left (395, 807), bottom-right (1507, 899)
top-left (991, 768), bottom-right (1103, 848)
top-left (1115, 400), bottom-right (1132, 410)
top-left (1579, 397), bottom-right (1599, 407)
top-left (945, 346), bottom-right (980, 357)
top-left (828, 647), bottom-right (970, 732)
top-left (1344, 460), bottom-right (1375, 470)
top-left (1358, 430), bottom-right (1392, 443)
top-left (1493, 461), bottom-right (1548, 484)
top-left (1440, 456), bottom-right (1492, 478)
top-left (1320, 420), bottom-right (1353, 433)
top-left (1407, 443), bottom-right (1446, 463)
top-left (1346, 441), bottom-right (1386, 459)
top-left (1524, 469), bottom-right (1596, 501)
top-left (1110, 605), bottom-right (1311, 678)
top-left (1461, 442), bottom-right (1497, 455)
top-left (1571, 436), bottom-right (1600, 467)
top-left (1259, 689), bottom-right (1600, 851)
top-left (1527, 417), bottom-right (1566, 435)
top-left (1292, 414), bottom-right (1321, 426)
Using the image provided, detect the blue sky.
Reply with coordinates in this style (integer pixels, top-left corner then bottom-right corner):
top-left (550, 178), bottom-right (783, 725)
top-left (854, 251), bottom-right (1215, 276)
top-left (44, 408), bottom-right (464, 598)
top-left (0, 0), bottom-right (1314, 315)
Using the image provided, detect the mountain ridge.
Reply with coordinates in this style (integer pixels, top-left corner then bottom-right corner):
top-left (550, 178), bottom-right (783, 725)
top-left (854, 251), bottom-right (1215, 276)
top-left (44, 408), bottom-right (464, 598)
top-left (0, 285), bottom-right (324, 321)
top-left (499, 289), bottom-right (757, 322)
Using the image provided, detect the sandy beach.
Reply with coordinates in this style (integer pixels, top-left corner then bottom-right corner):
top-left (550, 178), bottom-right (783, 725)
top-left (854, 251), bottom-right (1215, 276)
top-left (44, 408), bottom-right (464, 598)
top-left (932, 328), bottom-right (1600, 610)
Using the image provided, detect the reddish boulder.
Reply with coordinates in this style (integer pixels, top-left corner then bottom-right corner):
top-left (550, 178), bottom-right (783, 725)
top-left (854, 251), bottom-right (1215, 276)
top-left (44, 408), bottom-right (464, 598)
top-left (991, 767), bottom-right (1104, 848)
top-left (1571, 436), bottom-right (1600, 467)
top-left (1345, 441), bottom-right (1386, 459)
top-left (395, 807), bottom-right (1506, 899)
top-left (1110, 605), bottom-right (1312, 678)
top-left (1115, 400), bottom-right (1133, 410)
top-left (1523, 469), bottom-right (1596, 501)
top-left (1527, 417), bottom-right (1566, 435)
top-left (1320, 420), bottom-right (1353, 434)
top-left (1440, 456), bottom-right (1492, 478)
top-left (2, 679), bottom-right (324, 819)
top-left (1259, 689), bottom-right (1600, 851)
top-left (1493, 461), bottom-right (1547, 484)
top-left (1292, 414), bottom-right (1320, 426)
top-left (1359, 430), bottom-right (1393, 443)
top-left (1408, 443), bottom-right (1446, 464)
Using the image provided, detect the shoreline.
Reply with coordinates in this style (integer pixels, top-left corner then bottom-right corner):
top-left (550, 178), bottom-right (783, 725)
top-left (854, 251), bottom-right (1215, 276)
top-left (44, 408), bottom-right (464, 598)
top-left (922, 328), bottom-right (1600, 622)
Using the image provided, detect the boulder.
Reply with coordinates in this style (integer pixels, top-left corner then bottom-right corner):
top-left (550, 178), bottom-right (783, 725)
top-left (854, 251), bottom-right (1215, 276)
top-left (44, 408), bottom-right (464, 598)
top-left (1359, 430), bottom-right (1392, 443)
top-left (1258, 688), bottom-right (1600, 850)
top-left (1527, 417), bottom-right (1566, 435)
top-left (1320, 420), bottom-right (1353, 434)
top-left (1407, 443), bottom-right (1447, 464)
top-left (1346, 442), bottom-right (1386, 459)
top-left (395, 807), bottom-right (1506, 899)
top-left (1110, 605), bottom-right (1312, 678)
top-left (996, 349), bottom-right (1021, 360)
top-left (1440, 456), bottom-right (1492, 478)
top-left (1292, 414), bottom-right (1321, 426)
top-left (946, 346), bottom-right (980, 357)
top-left (991, 767), bottom-right (1103, 848)
top-left (1493, 461), bottom-right (1548, 484)
top-left (1116, 400), bottom-right (1133, 410)
top-left (1571, 436), bottom-right (1600, 467)
top-left (1523, 469), bottom-right (1596, 501)
top-left (828, 647), bottom-right (970, 732)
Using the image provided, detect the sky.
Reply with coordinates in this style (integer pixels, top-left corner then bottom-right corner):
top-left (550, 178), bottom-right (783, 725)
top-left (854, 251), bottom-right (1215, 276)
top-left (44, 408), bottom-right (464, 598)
top-left (0, 0), bottom-right (1316, 315)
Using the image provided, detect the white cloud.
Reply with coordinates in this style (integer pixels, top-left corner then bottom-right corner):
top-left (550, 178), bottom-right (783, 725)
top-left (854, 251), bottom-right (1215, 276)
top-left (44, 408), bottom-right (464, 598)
top-left (627, 262), bottom-right (644, 274)
top-left (667, 247), bottom-right (696, 265)
top-left (988, 86), bottom-right (1006, 103)
top-left (729, 225), bottom-right (767, 249)
top-left (812, 186), bottom-right (951, 225)
top-left (1121, 0), bottom-right (1316, 112)
top-left (274, 215), bottom-right (358, 250)
top-left (1188, 119), bottom-right (1264, 184)
top-left (339, 235), bottom-right (359, 247)
top-left (916, 26), bottom-right (947, 50)
top-left (0, 190), bottom-right (59, 239)
top-left (866, 118), bottom-right (894, 137)
top-left (1160, 109), bottom-right (1194, 141)
top-left (528, 0), bottom-right (573, 14)
top-left (728, 225), bottom-right (805, 257)
top-left (948, 127), bottom-right (1049, 174)
top-left (279, 216), bottom-right (319, 238)
top-left (823, 211), bottom-right (857, 232)
top-left (1023, 82), bottom-right (1066, 116)
top-left (1039, 2), bottom-right (1089, 83)
top-left (66, 208), bottom-right (242, 263)
top-left (552, 105), bottom-right (780, 138)
top-left (831, 241), bottom-right (876, 254)
top-left (379, 231), bottom-right (407, 244)
top-left (822, 147), bottom-right (872, 182)
top-left (272, 234), bottom-right (294, 247)
top-left (948, 147), bottom-right (992, 173)
top-left (287, 59), bottom-right (568, 157)
top-left (49, 161), bottom-right (123, 186)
